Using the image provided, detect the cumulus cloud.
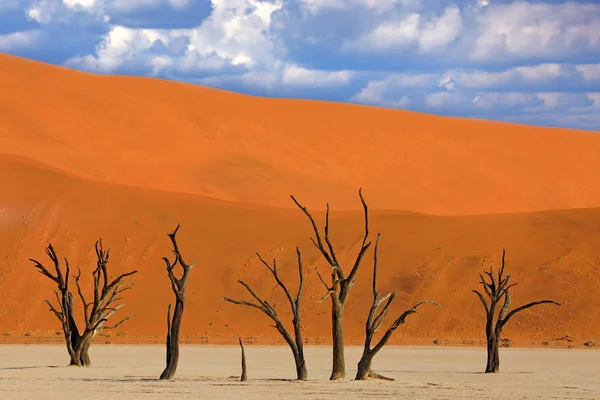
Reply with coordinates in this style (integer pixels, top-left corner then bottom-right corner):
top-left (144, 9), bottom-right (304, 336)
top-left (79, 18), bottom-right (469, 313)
top-left (281, 64), bottom-right (354, 86)
top-left (299, 0), bottom-right (418, 14)
top-left (349, 62), bottom-right (600, 129)
top-left (0, 30), bottom-right (40, 51)
top-left (66, 0), bottom-right (283, 74)
top-left (342, 6), bottom-right (463, 53)
top-left (470, 2), bottom-right (600, 61)
top-left (339, 1), bottom-right (600, 63)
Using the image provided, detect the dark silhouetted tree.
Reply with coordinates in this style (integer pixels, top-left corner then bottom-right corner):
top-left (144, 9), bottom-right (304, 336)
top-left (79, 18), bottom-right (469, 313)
top-left (356, 234), bottom-right (438, 380)
top-left (291, 188), bottom-right (370, 380)
top-left (160, 224), bottom-right (197, 380)
top-left (224, 248), bottom-right (307, 380)
top-left (31, 240), bottom-right (137, 366)
top-left (473, 248), bottom-right (561, 373)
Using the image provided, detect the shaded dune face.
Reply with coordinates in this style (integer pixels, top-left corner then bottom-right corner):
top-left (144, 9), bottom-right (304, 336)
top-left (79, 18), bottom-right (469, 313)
top-left (0, 53), bottom-right (599, 345)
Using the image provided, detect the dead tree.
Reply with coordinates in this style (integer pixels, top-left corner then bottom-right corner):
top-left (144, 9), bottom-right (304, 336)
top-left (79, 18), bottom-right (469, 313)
top-left (239, 337), bottom-right (248, 382)
top-left (291, 188), bottom-right (370, 380)
top-left (356, 234), bottom-right (438, 380)
top-left (160, 224), bottom-right (197, 380)
top-left (30, 240), bottom-right (137, 366)
top-left (473, 248), bottom-right (561, 373)
top-left (223, 248), bottom-right (308, 380)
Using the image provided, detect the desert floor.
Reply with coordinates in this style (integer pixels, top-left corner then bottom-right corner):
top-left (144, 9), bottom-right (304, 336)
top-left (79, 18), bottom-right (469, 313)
top-left (0, 345), bottom-right (598, 399)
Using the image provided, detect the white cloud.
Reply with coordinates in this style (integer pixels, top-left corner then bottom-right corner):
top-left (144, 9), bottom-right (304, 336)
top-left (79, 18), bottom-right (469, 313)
top-left (577, 64), bottom-right (600, 81)
top-left (419, 6), bottom-right (462, 52)
top-left (470, 0), bottom-right (489, 12)
top-left (281, 64), bottom-right (353, 86)
top-left (26, 0), bottom-right (105, 23)
top-left (355, 63), bottom-right (600, 98)
top-left (342, 6), bottom-right (462, 52)
top-left (338, 1), bottom-right (600, 63)
top-left (425, 91), bottom-right (463, 108)
top-left (300, 0), bottom-right (418, 14)
top-left (63, 0), bottom-right (97, 9)
top-left (66, 26), bottom-right (175, 72)
top-left (342, 12), bottom-right (420, 51)
top-left (472, 92), bottom-right (539, 110)
top-left (66, 0), bottom-right (283, 74)
top-left (471, 2), bottom-right (600, 61)
top-left (62, 0), bottom-right (355, 91)
top-left (0, 30), bottom-right (40, 51)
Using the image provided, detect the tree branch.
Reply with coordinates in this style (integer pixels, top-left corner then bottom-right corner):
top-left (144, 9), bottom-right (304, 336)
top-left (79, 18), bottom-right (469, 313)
top-left (500, 299), bottom-right (561, 329)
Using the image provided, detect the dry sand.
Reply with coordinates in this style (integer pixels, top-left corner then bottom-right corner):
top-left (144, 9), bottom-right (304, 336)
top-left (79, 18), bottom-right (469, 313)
top-left (0, 345), bottom-right (598, 399)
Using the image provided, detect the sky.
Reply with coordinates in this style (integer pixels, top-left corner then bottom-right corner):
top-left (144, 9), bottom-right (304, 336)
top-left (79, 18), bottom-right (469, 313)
top-left (1, 0), bottom-right (599, 131)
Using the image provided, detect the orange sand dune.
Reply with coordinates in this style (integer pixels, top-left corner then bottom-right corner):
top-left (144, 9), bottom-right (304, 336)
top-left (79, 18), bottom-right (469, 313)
top-left (1, 53), bottom-right (600, 214)
top-left (1, 154), bottom-right (599, 346)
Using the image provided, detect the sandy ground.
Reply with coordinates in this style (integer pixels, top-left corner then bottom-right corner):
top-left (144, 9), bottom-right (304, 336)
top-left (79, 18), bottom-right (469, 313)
top-left (0, 345), bottom-right (598, 399)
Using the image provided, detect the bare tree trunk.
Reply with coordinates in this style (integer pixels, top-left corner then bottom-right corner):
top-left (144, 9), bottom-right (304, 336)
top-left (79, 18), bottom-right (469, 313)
top-left (239, 337), bottom-right (247, 382)
top-left (72, 334), bottom-right (93, 367)
top-left (473, 248), bottom-right (561, 373)
top-left (330, 304), bottom-right (345, 380)
top-left (293, 351), bottom-right (308, 381)
top-left (485, 331), bottom-right (499, 373)
top-left (161, 300), bottom-right (184, 379)
top-left (160, 225), bottom-right (197, 380)
top-left (355, 353), bottom-right (373, 380)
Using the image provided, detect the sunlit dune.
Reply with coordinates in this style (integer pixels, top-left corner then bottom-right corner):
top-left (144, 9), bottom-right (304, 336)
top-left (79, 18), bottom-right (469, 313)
top-left (2, 53), bottom-right (600, 214)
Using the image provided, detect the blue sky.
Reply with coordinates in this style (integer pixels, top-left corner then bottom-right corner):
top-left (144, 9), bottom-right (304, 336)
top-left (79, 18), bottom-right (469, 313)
top-left (1, 0), bottom-right (599, 131)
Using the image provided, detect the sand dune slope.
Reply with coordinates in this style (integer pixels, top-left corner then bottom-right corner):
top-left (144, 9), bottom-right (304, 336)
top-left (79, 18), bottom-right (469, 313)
top-left (0, 154), bottom-right (599, 345)
top-left (2, 53), bottom-right (600, 214)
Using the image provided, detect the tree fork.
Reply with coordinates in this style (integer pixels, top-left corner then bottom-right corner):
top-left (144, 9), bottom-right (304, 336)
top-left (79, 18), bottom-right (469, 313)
top-left (291, 188), bottom-right (371, 380)
top-left (355, 234), bottom-right (438, 381)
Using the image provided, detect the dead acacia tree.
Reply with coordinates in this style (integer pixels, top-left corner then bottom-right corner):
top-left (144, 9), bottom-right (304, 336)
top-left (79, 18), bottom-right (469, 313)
top-left (473, 248), bottom-right (561, 373)
top-left (239, 337), bottom-right (248, 382)
top-left (356, 234), bottom-right (438, 380)
top-left (223, 248), bottom-right (307, 380)
top-left (30, 240), bottom-right (137, 366)
top-left (291, 188), bottom-right (371, 380)
top-left (160, 224), bottom-right (197, 380)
